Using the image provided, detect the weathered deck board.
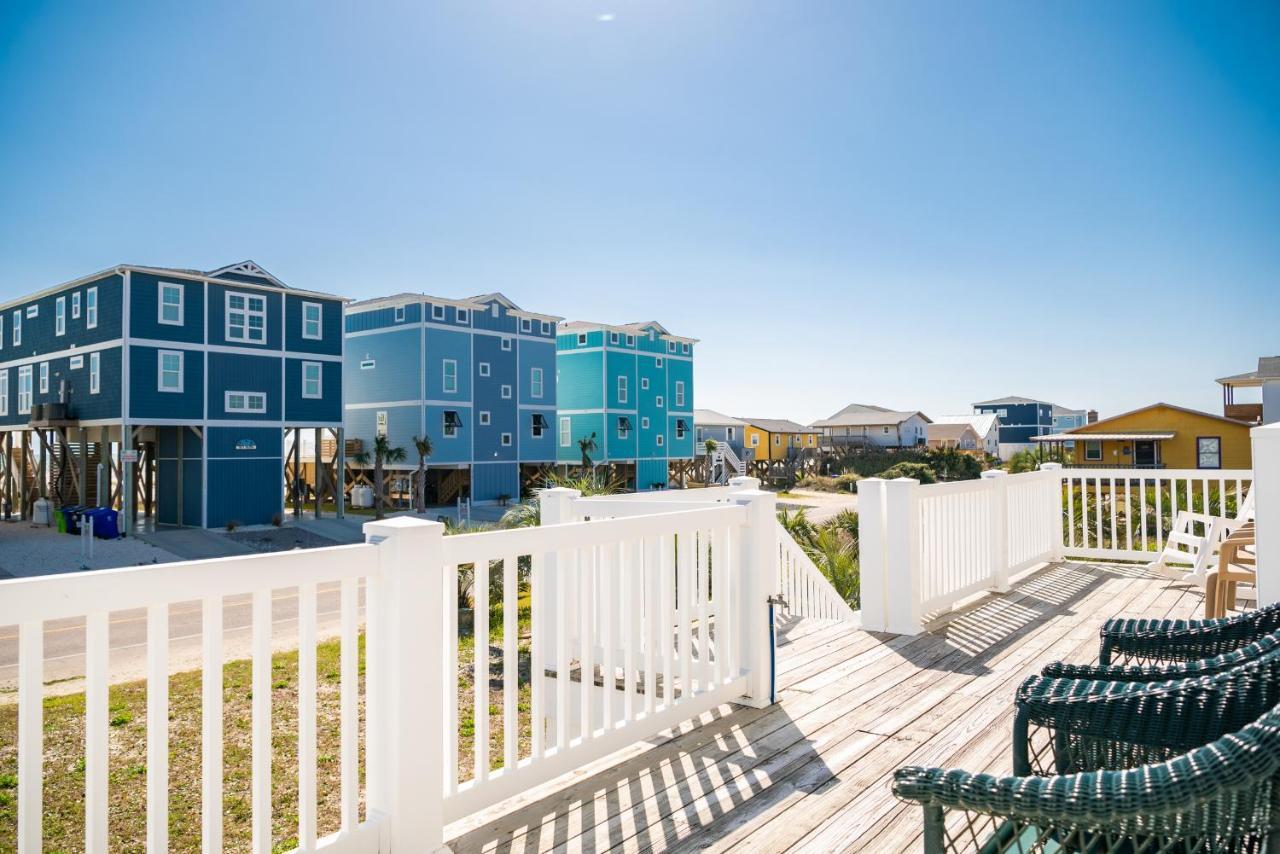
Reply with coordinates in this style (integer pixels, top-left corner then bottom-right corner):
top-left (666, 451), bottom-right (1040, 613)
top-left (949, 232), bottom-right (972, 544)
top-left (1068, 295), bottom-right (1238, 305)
top-left (447, 562), bottom-right (1205, 853)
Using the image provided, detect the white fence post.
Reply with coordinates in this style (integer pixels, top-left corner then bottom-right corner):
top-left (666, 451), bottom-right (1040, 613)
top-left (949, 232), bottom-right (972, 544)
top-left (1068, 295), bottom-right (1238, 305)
top-left (1252, 425), bottom-right (1280, 607)
top-left (858, 478), bottom-right (889, 632)
top-left (363, 516), bottom-right (447, 852)
top-left (981, 470), bottom-right (1010, 593)
top-left (884, 477), bottom-right (924, 635)
top-left (1039, 462), bottom-right (1065, 561)
top-left (732, 477), bottom-right (776, 708)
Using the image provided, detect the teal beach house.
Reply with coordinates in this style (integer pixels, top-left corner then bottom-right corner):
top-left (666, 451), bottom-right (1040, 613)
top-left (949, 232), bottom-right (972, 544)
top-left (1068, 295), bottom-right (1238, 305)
top-left (555, 320), bottom-right (696, 490)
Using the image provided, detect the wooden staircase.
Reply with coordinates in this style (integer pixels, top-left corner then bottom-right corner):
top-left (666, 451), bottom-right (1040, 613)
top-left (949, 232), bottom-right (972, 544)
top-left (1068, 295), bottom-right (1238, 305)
top-left (437, 468), bottom-right (469, 505)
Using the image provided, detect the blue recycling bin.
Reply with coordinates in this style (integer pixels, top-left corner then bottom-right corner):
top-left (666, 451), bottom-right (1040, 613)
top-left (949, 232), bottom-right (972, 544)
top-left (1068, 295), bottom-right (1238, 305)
top-left (65, 505), bottom-right (91, 535)
top-left (84, 507), bottom-right (119, 539)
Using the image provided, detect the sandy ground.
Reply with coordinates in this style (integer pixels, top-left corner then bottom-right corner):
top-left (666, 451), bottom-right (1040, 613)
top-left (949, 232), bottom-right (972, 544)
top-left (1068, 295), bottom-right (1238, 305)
top-left (0, 520), bottom-right (183, 578)
top-left (774, 488), bottom-right (860, 523)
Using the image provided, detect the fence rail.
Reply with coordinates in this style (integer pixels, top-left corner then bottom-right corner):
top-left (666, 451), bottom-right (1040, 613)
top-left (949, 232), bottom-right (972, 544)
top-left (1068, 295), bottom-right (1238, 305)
top-left (775, 521), bottom-right (859, 624)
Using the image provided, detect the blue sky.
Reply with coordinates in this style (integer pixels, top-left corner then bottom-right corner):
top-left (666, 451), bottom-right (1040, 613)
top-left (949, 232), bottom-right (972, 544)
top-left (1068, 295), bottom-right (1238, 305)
top-left (1, 1), bottom-right (1277, 423)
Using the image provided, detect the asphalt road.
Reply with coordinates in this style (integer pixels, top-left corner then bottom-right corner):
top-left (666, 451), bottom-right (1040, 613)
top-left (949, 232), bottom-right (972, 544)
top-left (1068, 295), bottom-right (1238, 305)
top-left (0, 581), bottom-right (366, 696)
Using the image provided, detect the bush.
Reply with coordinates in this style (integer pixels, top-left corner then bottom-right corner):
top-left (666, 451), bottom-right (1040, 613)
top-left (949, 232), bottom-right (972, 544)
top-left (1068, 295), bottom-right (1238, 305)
top-left (835, 472), bottom-right (862, 491)
top-left (877, 462), bottom-right (937, 484)
top-left (795, 474), bottom-right (839, 492)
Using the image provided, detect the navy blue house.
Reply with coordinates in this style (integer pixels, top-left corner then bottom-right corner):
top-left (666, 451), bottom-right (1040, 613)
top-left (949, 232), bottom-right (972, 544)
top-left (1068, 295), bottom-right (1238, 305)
top-left (972, 395), bottom-right (1055, 458)
top-left (0, 261), bottom-right (346, 529)
top-left (343, 292), bottom-right (561, 505)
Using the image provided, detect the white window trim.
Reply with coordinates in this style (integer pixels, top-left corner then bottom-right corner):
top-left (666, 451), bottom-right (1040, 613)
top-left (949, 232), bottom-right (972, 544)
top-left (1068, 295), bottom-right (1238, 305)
top-left (442, 358), bottom-right (458, 393)
top-left (520, 318), bottom-right (531, 332)
top-left (577, 333), bottom-right (587, 346)
top-left (501, 384), bottom-right (512, 399)
top-left (559, 416), bottom-right (571, 447)
top-left (225, 390), bottom-right (268, 414)
top-left (641, 416), bottom-right (650, 429)
top-left (17, 365), bottom-right (32, 414)
top-left (655, 395), bottom-right (664, 408)
top-left (0, 369), bottom-right (7, 416)
top-left (479, 410), bottom-right (491, 426)
top-left (479, 361), bottom-right (491, 377)
top-left (39, 362), bottom-right (48, 394)
top-left (532, 415), bottom-right (545, 438)
top-left (71, 291), bottom-right (81, 319)
top-left (640, 377), bottom-right (649, 390)
top-left (393, 304), bottom-right (405, 324)
top-left (89, 353), bottom-right (100, 394)
top-left (656, 434), bottom-right (665, 447)
top-left (442, 411), bottom-right (460, 438)
top-left (655, 357), bottom-right (663, 368)
top-left (225, 290), bottom-right (267, 344)
top-left (360, 359), bottom-right (376, 370)
top-left (55, 296), bottom-right (66, 336)
top-left (12, 310), bottom-right (21, 346)
top-left (610, 332), bottom-right (620, 345)
top-left (303, 301), bottom-right (324, 339)
top-left (301, 361), bottom-right (323, 399)
top-left (18, 363), bottom-right (33, 414)
top-left (541, 321), bottom-right (552, 335)
top-left (456, 308), bottom-right (470, 324)
top-left (1, 315), bottom-right (5, 350)
top-left (158, 282), bottom-right (184, 326)
top-left (158, 349), bottom-right (184, 393)
top-left (432, 304), bottom-right (445, 320)
top-left (70, 355), bottom-right (83, 369)
top-left (86, 286), bottom-right (98, 329)
top-left (375, 411), bottom-right (388, 438)
top-left (531, 367), bottom-right (544, 399)
top-left (675, 381), bottom-right (685, 407)
top-left (617, 375), bottom-right (628, 404)
top-left (676, 421), bottom-right (686, 440)
top-left (500, 432), bottom-right (512, 446)
top-left (617, 417), bottom-right (630, 440)
top-left (501, 337), bottom-right (512, 351)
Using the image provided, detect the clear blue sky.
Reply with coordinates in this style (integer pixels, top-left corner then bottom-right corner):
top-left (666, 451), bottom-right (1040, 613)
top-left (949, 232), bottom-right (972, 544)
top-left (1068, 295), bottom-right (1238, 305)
top-left (2, 1), bottom-right (1277, 423)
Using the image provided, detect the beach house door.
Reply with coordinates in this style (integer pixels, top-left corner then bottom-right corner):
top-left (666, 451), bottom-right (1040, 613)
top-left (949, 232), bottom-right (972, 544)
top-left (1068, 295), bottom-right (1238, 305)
top-left (1134, 440), bottom-right (1157, 468)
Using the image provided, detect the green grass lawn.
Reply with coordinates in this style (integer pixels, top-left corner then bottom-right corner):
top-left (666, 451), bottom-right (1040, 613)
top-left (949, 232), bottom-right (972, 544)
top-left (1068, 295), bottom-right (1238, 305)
top-left (0, 599), bottom-right (533, 853)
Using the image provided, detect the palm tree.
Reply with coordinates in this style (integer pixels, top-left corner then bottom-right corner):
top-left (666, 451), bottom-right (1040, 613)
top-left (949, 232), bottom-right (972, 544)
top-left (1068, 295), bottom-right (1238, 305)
top-left (704, 438), bottom-right (718, 455)
top-left (352, 435), bottom-right (406, 520)
top-left (411, 434), bottom-right (434, 514)
top-left (578, 431), bottom-right (598, 469)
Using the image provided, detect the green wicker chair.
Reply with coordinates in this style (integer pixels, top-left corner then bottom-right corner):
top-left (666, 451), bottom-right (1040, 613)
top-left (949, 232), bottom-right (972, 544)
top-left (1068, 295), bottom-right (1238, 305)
top-left (1041, 630), bottom-right (1280, 683)
top-left (896, 709), bottom-right (1280, 853)
top-left (1013, 641), bottom-right (1280, 778)
top-left (1098, 600), bottom-right (1280, 666)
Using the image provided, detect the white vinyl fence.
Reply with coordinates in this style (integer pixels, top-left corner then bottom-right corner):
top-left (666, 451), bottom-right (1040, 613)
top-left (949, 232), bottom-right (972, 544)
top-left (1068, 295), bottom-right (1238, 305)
top-left (1, 481), bottom-right (782, 853)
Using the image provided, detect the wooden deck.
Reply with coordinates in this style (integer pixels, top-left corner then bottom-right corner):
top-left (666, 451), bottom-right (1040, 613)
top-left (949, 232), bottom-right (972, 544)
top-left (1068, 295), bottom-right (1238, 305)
top-left (447, 561), bottom-right (1205, 853)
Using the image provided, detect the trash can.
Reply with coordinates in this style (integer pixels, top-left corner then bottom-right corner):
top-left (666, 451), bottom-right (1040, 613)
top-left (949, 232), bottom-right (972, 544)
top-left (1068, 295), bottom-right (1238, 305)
top-left (54, 508), bottom-right (67, 533)
top-left (84, 507), bottom-right (120, 539)
top-left (65, 506), bottom-right (88, 535)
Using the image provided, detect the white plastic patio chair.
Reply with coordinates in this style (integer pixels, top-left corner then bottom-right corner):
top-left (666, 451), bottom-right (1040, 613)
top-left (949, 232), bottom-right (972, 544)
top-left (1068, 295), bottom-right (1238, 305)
top-left (1149, 488), bottom-right (1254, 583)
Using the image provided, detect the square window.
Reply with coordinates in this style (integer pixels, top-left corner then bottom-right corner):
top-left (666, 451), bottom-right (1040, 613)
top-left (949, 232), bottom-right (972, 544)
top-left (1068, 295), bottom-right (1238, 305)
top-left (394, 305), bottom-right (405, 322)
top-left (520, 318), bottom-right (531, 333)
top-left (479, 362), bottom-right (490, 377)
top-left (501, 337), bottom-right (512, 351)
top-left (577, 333), bottom-right (588, 346)
top-left (541, 321), bottom-right (552, 335)
top-left (610, 332), bottom-right (620, 345)
top-left (668, 341), bottom-right (676, 353)
top-left (655, 357), bottom-right (663, 368)
top-left (626, 335), bottom-right (634, 346)
top-left (501, 432), bottom-right (512, 447)
top-left (656, 434), bottom-right (664, 447)
top-left (655, 395), bottom-right (664, 408)
top-left (479, 411), bottom-right (491, 426)
top-left (501, 384), bottom-right (512, 399)
top-left (682, 343), bottom-right (690, 354)
top-left (641, 417), bottom-right (650, 429)
top-left (457, 308), bottom-right (470, 324)
top-left (1084, 440), bottom-right (1102, 461)
top-left (641, 377), bottom-right (649, 390)
top-left (432, 304), bottom-right (445, 320)
top-left (159, 283), bottom-right (184, 326)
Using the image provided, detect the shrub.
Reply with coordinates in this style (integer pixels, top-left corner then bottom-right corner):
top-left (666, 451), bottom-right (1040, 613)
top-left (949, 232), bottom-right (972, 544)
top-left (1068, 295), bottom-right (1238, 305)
top-left (795, 474), bottom-right (839, 492)
top-left (877, 462), bottom-right (937, 484)
top-left (835, 472), bottom-right (862, 491)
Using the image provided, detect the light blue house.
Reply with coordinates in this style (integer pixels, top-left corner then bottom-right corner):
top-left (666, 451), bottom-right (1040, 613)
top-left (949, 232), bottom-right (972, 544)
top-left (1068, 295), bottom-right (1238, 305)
top-left (0, 261), bottom-right (346, 529)
top-left (556, 320), bottom-right (696, 490)
top-left (343, 292), bottom-right (562, 505)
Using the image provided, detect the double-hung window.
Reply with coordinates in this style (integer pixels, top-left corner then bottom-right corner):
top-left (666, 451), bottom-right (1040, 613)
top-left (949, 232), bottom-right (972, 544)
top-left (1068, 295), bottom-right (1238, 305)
top-left (12, 310), bottom-right (20, 346)
top-left (559, 416), bottom-right (571, 447)
top-left (56, 297), bottom-right (66, 336)
top-left (158, 350), bottom-right (183, 393)
top-left (442, 359), bottom-right (458, 393)
top-left (303, 302), bottom-right (323, 339)
top-left (17, 366), bottom-right (33, 414)
top-left (39, 362), bottom-right (48, 394)
top-left (0, 370), bottom-right (7, 416)
top-left (225, 391), bottom-right (267, 414)
top-left (1084, 440), bottom-right (1102, 461)
top-left (159, 283), bottom-right (183, 325)
top-left (1197, 437), bottom-right (1221, 469)
top-left (443, 410), bottom-right (461, 438)
top-left (675, 381), bottom-right (685, 408)
top-left (617, 375), bottom-right (628, 404)
top-left (617, 416), bottom-right (631, 440)
top-left (302, 361), bottom-right (323, 399)
top-left (86, 286), bottom-right (98, 329)
top-left (531, 413), bottom-right (547, 438)
top-left (530, 367), bottom-right (544, 398)
top-left (226, 291), bottom-right (267, 343)
top-left (71, 291), bottom-right (81, 319)
top-left (89, 353), bottom-right (100, 394)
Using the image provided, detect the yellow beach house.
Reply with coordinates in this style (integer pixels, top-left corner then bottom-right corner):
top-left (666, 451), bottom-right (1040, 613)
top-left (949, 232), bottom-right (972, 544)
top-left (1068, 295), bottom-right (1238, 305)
top-left (1031, 402), bottom-right (1253, 469)
top-left (737, 417), bottom-right (821, 461)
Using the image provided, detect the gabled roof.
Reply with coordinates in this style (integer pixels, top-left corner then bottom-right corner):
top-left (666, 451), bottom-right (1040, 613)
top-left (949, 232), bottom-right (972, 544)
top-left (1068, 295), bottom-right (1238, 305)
top-left (811, 405), bottom-right (931, 428)
top-left (558, 319), bottom-right (699, 345)
top-left (928, 423), bottom-right (980, 441)
top-left (1050, 402), bottom-right (1253, 436)
top-left (736, 417), bottom-right (812, 434)
top-left (1051, 404), bottom-right (1086, 417)
top-left (204, 260), bottom-right (290, 289)
top-left (1216, 356), bottom-right (1280, 386)
top-left (932, 413), bottom-right (999, 436)
top-left (694, 409), bottom-right (746, 428)
top-left (467, 292), bottom-right (563, 323)
top-left (973, 395), bottom-right (1051, 407)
